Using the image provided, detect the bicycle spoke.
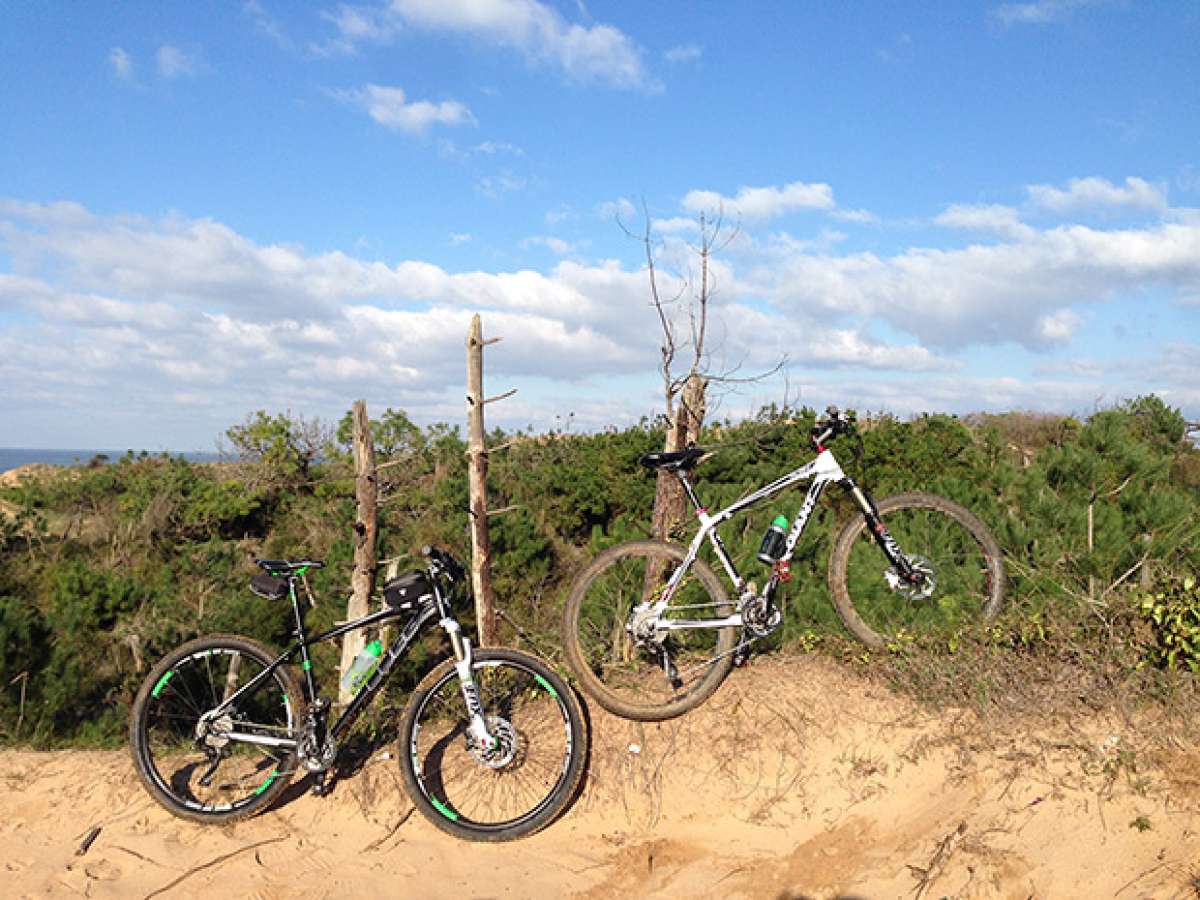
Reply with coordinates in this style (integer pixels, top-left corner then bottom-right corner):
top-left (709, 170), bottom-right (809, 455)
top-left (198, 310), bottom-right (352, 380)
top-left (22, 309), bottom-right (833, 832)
top-left (566, 542), bottom-right (737, 717)
top-left (134, 640), bottom-right (299, 817)
top-left (407, 657), bottom-right (577, 830)
top-left (831, 494), bottom-right (1005, 647)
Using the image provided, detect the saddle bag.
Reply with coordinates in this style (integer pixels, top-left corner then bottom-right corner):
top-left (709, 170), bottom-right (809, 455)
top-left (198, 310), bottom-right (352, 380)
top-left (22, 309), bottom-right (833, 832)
top-left (383, 570), bottom-right (433, 610)
top-left (250, 573), bottom-right (288, 600)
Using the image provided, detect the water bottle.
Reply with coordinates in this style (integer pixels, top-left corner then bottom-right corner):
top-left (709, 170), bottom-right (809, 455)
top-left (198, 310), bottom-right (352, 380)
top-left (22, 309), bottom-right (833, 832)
top-left (757, 515), bottom-right (789, 564)
top-left (340, 639), bottom-right (383, 696)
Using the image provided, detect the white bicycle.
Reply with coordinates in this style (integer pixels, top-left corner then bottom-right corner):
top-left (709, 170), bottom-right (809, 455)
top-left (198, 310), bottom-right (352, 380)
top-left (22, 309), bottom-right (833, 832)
top-left (561, 407), bottom-right (1006, 721)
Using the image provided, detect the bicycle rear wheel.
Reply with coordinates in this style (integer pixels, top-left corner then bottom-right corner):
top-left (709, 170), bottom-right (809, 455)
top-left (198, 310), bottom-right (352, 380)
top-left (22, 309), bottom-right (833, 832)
top-left (561, 540), bottom-right (737, 721)
top-left (399, 648), bottom-right (586, 842)
top-left (828, 492), bottom-right (1006, 648)
top-left (130, 634), bottom-right (303, 824)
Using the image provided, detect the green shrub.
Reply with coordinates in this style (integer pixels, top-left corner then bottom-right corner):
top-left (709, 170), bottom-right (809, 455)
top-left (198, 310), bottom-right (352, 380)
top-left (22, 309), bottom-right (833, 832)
top-left (1140, 576), bottom-right (1200, 671)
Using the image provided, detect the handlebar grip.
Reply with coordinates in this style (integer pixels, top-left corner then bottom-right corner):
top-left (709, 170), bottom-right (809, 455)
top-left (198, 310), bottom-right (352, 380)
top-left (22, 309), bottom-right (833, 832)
top-left (423, 545), bottom-right (465, 581)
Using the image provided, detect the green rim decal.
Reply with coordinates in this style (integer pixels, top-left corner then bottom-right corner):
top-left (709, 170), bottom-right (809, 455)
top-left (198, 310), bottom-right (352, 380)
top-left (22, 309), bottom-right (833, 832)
top-left (295, 566), bottom-right (310, 576)
top-left (534, 674), bottom-right (559, 699)
top-left (151, 671), bottom-right (174, 698)
top-left (302, 660), bottom-right (312, 671)
top-left (430, 797), bottom-right (459, 821)
top-left (253, 770), bottom-right (279, 796)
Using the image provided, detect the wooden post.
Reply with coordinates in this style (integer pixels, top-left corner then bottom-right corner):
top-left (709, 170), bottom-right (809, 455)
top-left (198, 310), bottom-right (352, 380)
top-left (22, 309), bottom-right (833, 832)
top-left (467, 314), bottom-right (501, 646)
top-left (339, 399), bottom-right (378, 705)
top-left (651, 371), bottom-right (708, 542)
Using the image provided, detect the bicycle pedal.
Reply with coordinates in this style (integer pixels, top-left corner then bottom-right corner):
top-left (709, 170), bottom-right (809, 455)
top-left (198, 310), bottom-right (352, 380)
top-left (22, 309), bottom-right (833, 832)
top-left (311, 774), bottom-right (332, 797)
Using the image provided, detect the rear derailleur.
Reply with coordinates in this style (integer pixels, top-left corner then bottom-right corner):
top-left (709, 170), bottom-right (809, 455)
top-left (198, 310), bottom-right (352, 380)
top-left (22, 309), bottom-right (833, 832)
top-left (627, 603), bottom-right (683, 689)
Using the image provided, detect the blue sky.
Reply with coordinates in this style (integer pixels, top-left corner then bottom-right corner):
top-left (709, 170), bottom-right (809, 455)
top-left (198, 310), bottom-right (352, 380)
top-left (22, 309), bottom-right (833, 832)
top-left (2, 0), bottom-right (1198, 450)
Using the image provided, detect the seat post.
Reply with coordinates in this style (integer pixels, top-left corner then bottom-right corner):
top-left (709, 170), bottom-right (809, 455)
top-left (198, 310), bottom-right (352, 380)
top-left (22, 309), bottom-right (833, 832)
top-left (675, 470), bottom-right (705, 511)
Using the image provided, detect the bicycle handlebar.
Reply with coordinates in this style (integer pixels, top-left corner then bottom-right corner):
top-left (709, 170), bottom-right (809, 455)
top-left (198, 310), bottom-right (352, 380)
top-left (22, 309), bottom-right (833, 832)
top-left (422, 545), bottom-right (466, 583)
top-left (810, 405), bottom-right (857, 450)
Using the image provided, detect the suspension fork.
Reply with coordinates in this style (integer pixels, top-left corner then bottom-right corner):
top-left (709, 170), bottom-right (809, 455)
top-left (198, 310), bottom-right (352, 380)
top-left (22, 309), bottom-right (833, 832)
top-left (441, 617), bottom-right (496, 747)
top-left (840, 478), bottom-right (918, 580)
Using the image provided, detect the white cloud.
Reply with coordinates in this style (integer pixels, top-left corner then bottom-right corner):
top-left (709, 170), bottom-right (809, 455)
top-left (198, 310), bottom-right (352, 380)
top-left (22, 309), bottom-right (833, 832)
top-left (991, 0), bottom-right (1098, 25)
top-left (4, 195), bottom-right (1200, 445)
top-left (1035, 309), bottom-right (1082, 343)
top-left (449, 232), bottom-right (472, 245)
top-left (520, 235), bottom-right (578, 256)
top-left (312, 4), bottom-right (401, 56)
top-left (108, 47), bottom-right (133, 80)
top-left (1026, 176), bottom-right (1167, 214)
top-left (935, 203), bottom-right (1035, 240)
top-left (477, 171), bottom-right (528, 197)
top-left (596, 197), bottom-right (636, 222)
top-left (156, 45), bottom-right (200, 79)
top-left (474, 141), bottom-right (524, 156)
top-left (683, 181), bottom-right (835, 222)
top-left (750, 220), bottom-right (1200, 351)
top-left (652, 217), bottom-right (699, 235)
top-left (385, 0), bottom-right (652, 89)
top-left (831, 208), bottom-right (878, 225)
top-left (0, 199), bottom-right (93, 227)
top-left (664, 43), bottom-right (702, 64)
top-left (340, 84), bottom-right (476, 134)
top-left (244, 1), bottom-right (291, 48)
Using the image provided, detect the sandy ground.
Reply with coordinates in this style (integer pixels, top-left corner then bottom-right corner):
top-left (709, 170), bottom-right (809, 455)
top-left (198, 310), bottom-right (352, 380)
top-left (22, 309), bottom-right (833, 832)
top-left (3, 655), bottom-right (1198, 899)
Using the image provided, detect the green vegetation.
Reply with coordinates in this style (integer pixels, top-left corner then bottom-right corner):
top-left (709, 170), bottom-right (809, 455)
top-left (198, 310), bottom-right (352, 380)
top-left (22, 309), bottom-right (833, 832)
top-left (1, 396), bottom-right (1197, 746)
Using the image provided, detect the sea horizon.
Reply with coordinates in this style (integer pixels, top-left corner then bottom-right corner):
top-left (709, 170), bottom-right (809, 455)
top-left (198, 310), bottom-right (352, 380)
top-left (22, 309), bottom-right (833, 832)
top-left (0, 447), bottom-right (226, 473)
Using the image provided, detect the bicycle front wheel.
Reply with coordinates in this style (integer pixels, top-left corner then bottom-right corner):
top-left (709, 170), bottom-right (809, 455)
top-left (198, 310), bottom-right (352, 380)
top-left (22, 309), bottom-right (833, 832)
top-left (399, 648), bottom-right (586, 842)
top-left (129, 634), bottom-right (304, 824)
top-left (828, 492), bottom-right (1006, 648)
top-left (561, 540), bottom-right (737, 722)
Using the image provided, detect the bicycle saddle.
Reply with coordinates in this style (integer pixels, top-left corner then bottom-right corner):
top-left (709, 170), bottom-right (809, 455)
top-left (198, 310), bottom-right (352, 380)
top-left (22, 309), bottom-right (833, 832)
top-left (255, 559), bottom-right (325, 576)
top-left (638, 447), bottom-right (708, 471)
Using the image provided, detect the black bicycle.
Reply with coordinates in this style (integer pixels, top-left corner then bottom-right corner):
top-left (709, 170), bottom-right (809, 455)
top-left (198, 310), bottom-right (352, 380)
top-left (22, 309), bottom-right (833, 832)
top-left (562, 407), bottom-right (1006, 721)
top-left (130, 547), bottom-right (586, 841)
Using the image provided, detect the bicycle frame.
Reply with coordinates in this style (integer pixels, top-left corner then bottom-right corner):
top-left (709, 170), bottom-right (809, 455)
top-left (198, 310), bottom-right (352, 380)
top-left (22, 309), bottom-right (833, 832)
top-left (651, 446), bottom-right (913, 632)
top-left (201, 574), bottom-right (480, 752)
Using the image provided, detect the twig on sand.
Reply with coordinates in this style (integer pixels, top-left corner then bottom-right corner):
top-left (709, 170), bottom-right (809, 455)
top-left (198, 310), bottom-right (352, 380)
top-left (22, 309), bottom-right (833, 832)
top-left (112, 845), bottom-right (174, 869)
top-left (909, 821), bottom-right (968, 899)
top-left (143, 836), bottom-right (287, 899)
top-left (1114, 860), bottom-right (1172, 897)
top-left (363, 806), bottom-right (415, 852)
top-left (75, 825), bottom-right (101, 856)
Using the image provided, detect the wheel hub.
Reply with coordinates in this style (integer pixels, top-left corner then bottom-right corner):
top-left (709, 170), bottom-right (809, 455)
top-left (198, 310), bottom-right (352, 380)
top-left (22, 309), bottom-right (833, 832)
top-left (469, 717), bottom-right (519, 769)
top-left (196, 712), bottom-right (233, 749)
top-left (627, 602), bottom-right (662, 643)
top-left (885, 555), bottom-right (936, 600)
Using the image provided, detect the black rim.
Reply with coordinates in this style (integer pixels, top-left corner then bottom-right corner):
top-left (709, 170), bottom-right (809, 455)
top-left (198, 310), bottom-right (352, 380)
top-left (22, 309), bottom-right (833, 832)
top-left (573, 546), bottom-right (731, 712)
top-left (844, 505), bottom-right (996, 643)
top-left (409, 659), bottom-right (574, 832)
top-left (138, 645), bottom-right (297, 815)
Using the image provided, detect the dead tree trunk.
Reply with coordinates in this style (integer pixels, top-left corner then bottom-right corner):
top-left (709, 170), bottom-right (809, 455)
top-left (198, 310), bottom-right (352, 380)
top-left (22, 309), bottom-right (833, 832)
top-left (467, 314), bottom-right (501, 647)
top-left (651, 372), bottom-right (708, 541)
top-left (338, 399), bottom-right (378, 705)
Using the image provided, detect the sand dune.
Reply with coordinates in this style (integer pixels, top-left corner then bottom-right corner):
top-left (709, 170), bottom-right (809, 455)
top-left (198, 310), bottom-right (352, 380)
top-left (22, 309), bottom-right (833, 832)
top-left (4, 655), bottom-right (1198, 898)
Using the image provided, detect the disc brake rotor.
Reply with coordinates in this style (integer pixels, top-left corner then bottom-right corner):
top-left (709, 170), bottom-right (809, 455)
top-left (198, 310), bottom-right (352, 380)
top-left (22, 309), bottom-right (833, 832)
top-left (469, 717), bottom-right (519, 770)
top-left (197, 712), bottom-right (234, 749)
top-left (884, 555), bottom-right (936, 601)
